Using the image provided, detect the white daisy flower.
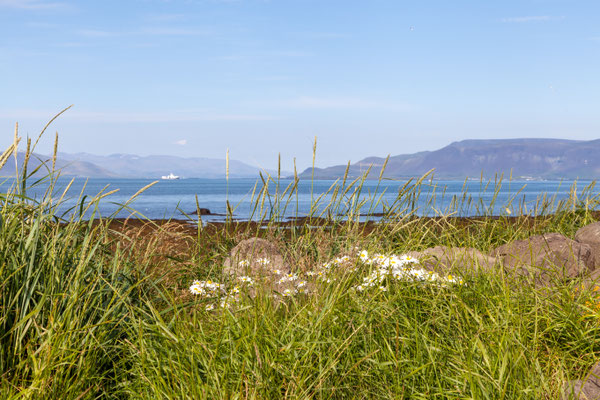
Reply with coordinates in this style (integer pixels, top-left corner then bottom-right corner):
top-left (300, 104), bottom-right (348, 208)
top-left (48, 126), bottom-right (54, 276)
top-left (189, 285), bottom-right (204, 295)
top-left (220, 299), bottom-right (232, 309)
top-left (359, 250), bottom-right (369, 261)
top-left (400, 254), bottom-right (418, 264)
top-left (285, 273), bottom-right (298, 281)
top-left (257, 258), bottom-right (271, 265)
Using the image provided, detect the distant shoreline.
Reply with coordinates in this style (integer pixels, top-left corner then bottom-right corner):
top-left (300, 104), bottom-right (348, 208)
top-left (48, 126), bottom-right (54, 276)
top-left (1, 175), bottom-right (597, 182)
top-left (90, 211), bottom-right (600, 233)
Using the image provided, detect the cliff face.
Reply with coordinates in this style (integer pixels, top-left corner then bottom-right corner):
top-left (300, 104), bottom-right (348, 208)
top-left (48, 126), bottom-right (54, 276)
top-left (299, 139), bottom-right (600, 180)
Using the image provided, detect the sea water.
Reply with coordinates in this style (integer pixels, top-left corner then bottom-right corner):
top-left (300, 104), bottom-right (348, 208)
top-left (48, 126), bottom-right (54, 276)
top-left (1, 177), bottom-right (598, 222)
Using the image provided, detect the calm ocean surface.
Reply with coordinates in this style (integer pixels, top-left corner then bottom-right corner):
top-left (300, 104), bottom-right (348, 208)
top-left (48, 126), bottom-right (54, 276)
top-left (2, 177), bottom-right (599, 222)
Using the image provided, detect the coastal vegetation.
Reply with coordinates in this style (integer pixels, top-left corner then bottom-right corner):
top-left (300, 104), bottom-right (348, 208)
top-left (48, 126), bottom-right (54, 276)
top-left (1, 122), bottom-right (600, 399)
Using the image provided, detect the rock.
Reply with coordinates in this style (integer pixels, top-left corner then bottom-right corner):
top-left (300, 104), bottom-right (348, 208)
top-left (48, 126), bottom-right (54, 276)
top-left (190, 208), bottom-right (211, 215)
top-left (407, 246), bottom-right (499, 274)
top-left (562, 361), bottom-right (600, 399)
top-left (223, 238), bottom-right (290, 278)
top-left (493, 233), bottom-right (594, 284)
top-left (223, 238), bottom-right (301, 298)
top-left (575, 222), bottom-right (600, 270)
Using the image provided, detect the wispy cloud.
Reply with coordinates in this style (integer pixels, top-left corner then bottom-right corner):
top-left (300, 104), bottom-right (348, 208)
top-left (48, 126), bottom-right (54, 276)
top-left (501, 15), bottom-right (565, 23)
top-left (54, 42), bottom-right (85, 48)
top-left (143, 13), bottom-right (188, 22)
top-left (78, 29), bottom-right (119, 38)
top-left (0, 0), bottom-right (65, 10)
top-left (265, 50), bottom-right (311, 57)
top-left (76, 26), bottom-right (213, 38)
top-left (139, 27), bottom-right (212, 36)
top-left (216, 50), bottom-right (311, 61)
top-left (254, 75), bottom-right (293, 82)
top-left (82, 111), bottom-right (277, 123)
top-left (295, 32), bottom-right (349, 39)
top-left (174, 139), bottom-right (188, 146)
top-left (26, 21), bottom-right (59, 28)
top-left (274, 96), bottom-right (412, 111)
top-left (0, 109), bottom-right (278, 123)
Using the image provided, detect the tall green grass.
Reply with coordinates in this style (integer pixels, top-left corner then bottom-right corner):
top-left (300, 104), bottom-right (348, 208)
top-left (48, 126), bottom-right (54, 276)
top-left (1, 114), bottom-right (600, 399)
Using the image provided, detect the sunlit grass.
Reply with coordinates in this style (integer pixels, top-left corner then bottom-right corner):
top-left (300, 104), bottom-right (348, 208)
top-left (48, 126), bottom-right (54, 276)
top-left (1, 113), bottom-right (600, 398)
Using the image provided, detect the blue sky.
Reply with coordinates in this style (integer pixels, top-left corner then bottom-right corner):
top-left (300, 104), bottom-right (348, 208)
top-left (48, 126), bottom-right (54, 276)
top-left (1, 0), bottom-right (599, 170)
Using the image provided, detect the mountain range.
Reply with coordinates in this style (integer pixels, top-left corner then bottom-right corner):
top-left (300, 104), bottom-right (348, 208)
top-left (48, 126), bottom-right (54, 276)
top-left (298, 138), bottom-right (600, 180)
top-left (3, 138), bottom-right (599, 180)
top-left (0, 152), bottom-right (282, 179)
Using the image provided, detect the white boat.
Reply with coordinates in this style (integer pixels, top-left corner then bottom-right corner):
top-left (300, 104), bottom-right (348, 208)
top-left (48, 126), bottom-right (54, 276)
top-left (161, 172), bottom-right (180, 180)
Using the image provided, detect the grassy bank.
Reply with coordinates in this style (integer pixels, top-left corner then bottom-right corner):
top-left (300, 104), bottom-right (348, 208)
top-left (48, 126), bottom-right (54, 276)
top-left (1, 126), bottom-right (600, 399)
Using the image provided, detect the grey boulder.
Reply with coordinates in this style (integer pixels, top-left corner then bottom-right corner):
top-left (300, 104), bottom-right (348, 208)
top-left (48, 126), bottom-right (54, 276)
top-left (575, 222), bottom-right (600, 270)
top-left (493, 233), bottom-right (594, 285)
top-left (407, 246), bottom-right (499, 274)
top-left (223, 237), bottom-right (290, 277)
top-left (562, 362), bottom-right (600, 400)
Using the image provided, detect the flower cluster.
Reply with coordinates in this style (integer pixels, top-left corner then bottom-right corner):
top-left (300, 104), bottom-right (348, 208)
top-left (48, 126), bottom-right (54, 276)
top-left (237, 258), bottom-right (270, 267)
top-left (306, 255), bottom-right (355, 283)
top-left (274, 270), bottom-right (309, 295)
top-left (322, 255), bottom-right (352, 271)
top-left (189, 280), bottom-right (225, 297)
top-left (189, 276), bottom-right (254, 310)
top-left (354, 250), bottom-right (463, 292)
top-left (190, 249), bottom-right (464, 311)
top-left (239, 275), bottom-right (254, 284)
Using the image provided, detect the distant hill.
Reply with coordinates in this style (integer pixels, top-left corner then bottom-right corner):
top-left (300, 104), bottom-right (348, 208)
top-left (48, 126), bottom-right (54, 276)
top-left (1, 152), bottom-right (284, 179)
top-left (56, 152), bottom-right (282, 179)
top-left (0, 152), bottom-right (119, 178)
top-left (298, 138), bottom-right (600, 180)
